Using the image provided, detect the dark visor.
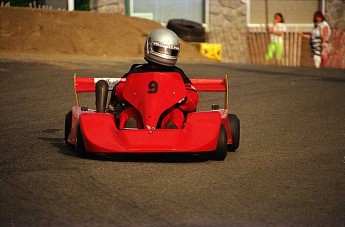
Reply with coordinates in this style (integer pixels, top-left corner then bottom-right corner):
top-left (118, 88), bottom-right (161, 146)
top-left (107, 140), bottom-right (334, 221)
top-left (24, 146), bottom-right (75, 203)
top-left (152, 45), bottom-right (179, 56)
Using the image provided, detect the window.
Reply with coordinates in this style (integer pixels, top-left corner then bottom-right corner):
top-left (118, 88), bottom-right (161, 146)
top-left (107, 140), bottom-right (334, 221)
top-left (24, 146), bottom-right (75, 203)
top-left (128, 0), bottom-right (209, 26)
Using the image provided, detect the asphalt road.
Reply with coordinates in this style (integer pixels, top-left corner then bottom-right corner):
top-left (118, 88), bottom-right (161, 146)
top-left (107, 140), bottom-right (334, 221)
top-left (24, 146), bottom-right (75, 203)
top-left (0, 58), bottom-right (344, 226)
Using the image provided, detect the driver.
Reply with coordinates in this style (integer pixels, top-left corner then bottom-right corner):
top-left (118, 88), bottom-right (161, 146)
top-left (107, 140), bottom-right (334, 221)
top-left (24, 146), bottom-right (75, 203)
top-left (108, 28), bottom-right (199, 129)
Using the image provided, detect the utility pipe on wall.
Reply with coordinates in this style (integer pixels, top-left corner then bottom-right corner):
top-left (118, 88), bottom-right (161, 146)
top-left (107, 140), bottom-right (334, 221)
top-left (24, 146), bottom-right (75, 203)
top-left (68, 0), bottom-right (74, 11)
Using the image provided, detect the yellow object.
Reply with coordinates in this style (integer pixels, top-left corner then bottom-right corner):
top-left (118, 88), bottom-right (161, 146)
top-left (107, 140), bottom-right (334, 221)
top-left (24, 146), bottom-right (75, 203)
top-left (200, 43), bottom-right (222, 61)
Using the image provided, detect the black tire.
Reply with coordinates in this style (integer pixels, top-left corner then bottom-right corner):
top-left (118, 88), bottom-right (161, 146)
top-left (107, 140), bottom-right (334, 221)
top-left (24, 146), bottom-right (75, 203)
top-left (64, 111), bottom-right (74, 148)
top-left (167, 19), bottom-right (205, 42)
top-left (209, 125), bottom-right (227, 161)
top-left (76, 124), bottom-right (88, 157)
top-left (227, 114), bottom-right (240, 151)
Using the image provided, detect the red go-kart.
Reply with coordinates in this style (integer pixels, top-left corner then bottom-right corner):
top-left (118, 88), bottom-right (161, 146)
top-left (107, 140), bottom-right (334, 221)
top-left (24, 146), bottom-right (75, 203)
top-left (65, 72), bottom-right (240, 160)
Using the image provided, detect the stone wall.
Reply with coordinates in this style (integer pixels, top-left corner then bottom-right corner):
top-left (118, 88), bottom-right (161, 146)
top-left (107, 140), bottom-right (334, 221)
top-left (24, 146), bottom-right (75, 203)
top-left (326, 0), bottom-right (345, 29)
top-left (208, 0), bottom-right (248, 63)
top-left (90, 0), bottom-right (125, 14)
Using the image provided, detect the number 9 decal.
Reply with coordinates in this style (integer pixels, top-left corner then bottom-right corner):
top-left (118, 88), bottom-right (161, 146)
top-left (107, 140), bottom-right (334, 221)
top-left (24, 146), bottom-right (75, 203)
top-left (148, 81), bottom-right (158, 94)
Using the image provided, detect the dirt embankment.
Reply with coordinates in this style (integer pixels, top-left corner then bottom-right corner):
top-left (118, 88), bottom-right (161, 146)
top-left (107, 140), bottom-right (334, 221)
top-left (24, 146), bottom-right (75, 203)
top-left (0, 7), bottom-right (206, 62)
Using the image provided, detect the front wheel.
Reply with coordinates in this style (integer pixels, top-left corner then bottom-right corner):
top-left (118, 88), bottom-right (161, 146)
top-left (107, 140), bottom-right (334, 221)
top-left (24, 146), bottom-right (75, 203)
top-left (209, 125), bottom-right (227, 161)
top-left (227, 114), bottom-right (240, 151)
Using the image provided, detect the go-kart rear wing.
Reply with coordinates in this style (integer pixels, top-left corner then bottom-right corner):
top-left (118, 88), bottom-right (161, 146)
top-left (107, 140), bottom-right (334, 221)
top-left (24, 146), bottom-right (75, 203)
top-left (73, 74), bottom-right (229, 109)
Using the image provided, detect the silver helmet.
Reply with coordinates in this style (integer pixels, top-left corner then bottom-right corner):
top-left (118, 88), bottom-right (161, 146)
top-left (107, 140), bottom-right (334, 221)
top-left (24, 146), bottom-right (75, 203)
top-left (144, 28), bottom-right (180, 66)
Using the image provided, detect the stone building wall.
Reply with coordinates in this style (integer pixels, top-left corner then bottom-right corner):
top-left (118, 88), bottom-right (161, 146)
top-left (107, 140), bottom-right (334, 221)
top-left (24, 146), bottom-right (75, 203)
top-left (207, 0), bottom-right (248, 63)
top-left (326, 0), bottom-right (345, 29)
top-left (90, 0), bottom-right (125, 14)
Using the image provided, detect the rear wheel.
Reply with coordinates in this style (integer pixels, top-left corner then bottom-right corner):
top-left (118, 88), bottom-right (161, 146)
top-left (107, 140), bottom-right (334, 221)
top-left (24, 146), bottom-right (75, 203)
top-left (64, 111), bottom-right (74, 148)
top-left (76, 124), bottom-right (88, 157)
top-left (227, 114), bottom-right (240, 151)
top-left (209, 125), bottom-right (227, 161)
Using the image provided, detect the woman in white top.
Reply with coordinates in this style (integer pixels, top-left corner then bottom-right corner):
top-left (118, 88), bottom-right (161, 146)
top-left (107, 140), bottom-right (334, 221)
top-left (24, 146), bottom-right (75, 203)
top-left (265, 13), bottom-right (286, 65)
top-left (300, 11), bottom-right (331, 68)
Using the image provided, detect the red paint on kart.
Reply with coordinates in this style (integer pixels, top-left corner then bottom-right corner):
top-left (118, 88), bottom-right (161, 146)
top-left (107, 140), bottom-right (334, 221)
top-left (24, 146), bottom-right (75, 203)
top-left (123, 72), bottom-right (186, 129)
top-left (79, 111), bottom-right (221, 153)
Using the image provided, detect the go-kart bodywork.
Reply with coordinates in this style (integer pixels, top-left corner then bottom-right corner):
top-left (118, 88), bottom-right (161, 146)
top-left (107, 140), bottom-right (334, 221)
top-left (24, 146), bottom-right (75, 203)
top-left (65, 72), bottom-right (240, 160)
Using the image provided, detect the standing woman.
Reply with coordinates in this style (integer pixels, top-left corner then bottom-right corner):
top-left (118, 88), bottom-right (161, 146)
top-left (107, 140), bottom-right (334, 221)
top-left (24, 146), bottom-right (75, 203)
top-left (265, 13), bottom-right (286, 65)
top-left (300, 11), bottom-right (331, 68)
